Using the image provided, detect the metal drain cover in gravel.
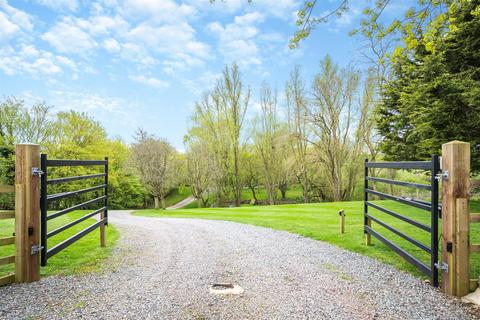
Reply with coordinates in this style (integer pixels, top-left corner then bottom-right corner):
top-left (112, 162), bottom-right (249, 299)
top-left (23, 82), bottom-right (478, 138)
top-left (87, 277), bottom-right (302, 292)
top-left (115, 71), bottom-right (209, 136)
top-left (209, 283), bottom-right (244, 295)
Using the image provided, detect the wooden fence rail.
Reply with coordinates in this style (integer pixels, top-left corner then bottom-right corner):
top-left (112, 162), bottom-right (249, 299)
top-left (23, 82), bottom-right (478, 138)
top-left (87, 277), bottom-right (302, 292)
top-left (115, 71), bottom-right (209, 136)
top-left (0, 183), bottom-right (15, 287)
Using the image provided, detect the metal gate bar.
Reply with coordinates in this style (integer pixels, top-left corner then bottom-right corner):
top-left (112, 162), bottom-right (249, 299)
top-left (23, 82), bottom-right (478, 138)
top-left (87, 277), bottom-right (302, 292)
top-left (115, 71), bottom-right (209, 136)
top-left (40, 155), bottom-right (108, 266)
top-left (364, 155), bottom-right (440, 286)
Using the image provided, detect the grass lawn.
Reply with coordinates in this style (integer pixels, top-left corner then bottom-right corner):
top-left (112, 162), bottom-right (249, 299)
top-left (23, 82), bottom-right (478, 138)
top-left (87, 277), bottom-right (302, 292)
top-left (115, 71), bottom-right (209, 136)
top-left (134, 199), bottom-right (480, 281)
top-left (0, 210), bottom-right (119, 278)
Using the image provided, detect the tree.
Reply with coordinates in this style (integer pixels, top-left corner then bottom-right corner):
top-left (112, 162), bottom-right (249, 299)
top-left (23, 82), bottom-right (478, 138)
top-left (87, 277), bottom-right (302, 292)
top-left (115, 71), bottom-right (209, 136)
top-left (242, 150), bottom-right (261, 204)
top-left (253, 83), bottom-right (285, 205)
top-left (216, 64), bottom-right (249, 206)
top-left (308, 56), bottom-right (365, 201)
top-left (185, 141), bottom-right (214, 208)
top-left (286, 66), bottom-right (311, 202)
top-left (131, 130), bottom-right (177, 209)
top-left (187, 64), bottom-right (249, 206)
top-left (376, 0), bottom-right (480, 170)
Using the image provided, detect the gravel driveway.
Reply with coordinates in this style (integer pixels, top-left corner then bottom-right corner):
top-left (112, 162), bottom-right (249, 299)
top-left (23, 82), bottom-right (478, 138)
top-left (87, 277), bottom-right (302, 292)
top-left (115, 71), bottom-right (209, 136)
top-left (0, 210), bottom-right (478, 319)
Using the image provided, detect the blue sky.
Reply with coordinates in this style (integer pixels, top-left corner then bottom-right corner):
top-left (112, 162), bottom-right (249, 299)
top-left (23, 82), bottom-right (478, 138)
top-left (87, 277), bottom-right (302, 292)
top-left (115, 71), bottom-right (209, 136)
top-left (0, 0), bottom-right (402, 149)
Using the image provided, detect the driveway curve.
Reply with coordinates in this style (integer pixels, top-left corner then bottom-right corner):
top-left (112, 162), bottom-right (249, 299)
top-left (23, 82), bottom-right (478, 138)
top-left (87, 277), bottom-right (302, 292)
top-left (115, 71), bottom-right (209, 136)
top-left (0, 210), bottom-right (478, 319)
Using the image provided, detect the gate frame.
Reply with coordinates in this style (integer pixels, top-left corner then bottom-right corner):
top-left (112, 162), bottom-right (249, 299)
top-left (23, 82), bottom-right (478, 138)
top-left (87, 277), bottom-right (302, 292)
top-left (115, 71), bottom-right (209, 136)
top-left (364, 156), bottom-right (441, 287)
top-left (39, 155), bottom-right (108, 266)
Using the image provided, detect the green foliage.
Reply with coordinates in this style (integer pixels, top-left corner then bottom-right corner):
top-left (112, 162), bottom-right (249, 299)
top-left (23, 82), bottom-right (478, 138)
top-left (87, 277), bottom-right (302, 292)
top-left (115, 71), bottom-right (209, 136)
top-left (0, 100), bottom-right (148, 210)
top-left (376, 1), bottom-right (480, 170)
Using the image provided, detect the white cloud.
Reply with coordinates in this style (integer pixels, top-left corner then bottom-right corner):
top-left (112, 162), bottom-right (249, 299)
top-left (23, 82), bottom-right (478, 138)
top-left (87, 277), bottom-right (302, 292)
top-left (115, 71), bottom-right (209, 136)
top-left (103, 38), bottom-right (120, 52)
top-left (0, 44), bottom-right (76, 76)
top-left (207, 12), bottom-right (265, 67)
top-left (36, 0), bottom-right (78, 12)
top-left (0, 11), bottom-right (19, 39)
top-left (41, 17), bottom-right (97, 54)
top-left (129, 75), bottom-right (169, 88)
top-left (0, 1), bottom-right (32, 40)
top-left (123, 0), bottom-right (196, 23)
top-left (51, 89), bottom-right (123, 112)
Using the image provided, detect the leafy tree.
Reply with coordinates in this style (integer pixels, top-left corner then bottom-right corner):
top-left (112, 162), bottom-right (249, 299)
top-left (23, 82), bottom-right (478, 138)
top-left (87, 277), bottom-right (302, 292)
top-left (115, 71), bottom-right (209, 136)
top-left (253, 83), bottom-right (285, 205)
top-left (187, 64), bottom-right (249, 207)
top-left (286, 66), bottom-right (311, 202)
top-left (308, 55), bottom-right (366, 201)
top-left (185, 140), bottom-right (214, 208)
top-left (131, 129), bottom-right (177, 209)
top-left (376, 0), bottom-right (480, 169)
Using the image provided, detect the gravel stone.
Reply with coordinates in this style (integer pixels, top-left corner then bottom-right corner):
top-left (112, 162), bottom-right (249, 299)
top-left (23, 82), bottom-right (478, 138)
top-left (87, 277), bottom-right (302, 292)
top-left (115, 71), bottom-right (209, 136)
top-left (0, 210), bottom-right (479, 319)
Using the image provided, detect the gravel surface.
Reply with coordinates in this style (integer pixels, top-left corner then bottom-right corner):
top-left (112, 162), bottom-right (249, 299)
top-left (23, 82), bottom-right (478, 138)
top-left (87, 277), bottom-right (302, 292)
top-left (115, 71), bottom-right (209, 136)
top-left (1, 210), bottom-right (479, 319)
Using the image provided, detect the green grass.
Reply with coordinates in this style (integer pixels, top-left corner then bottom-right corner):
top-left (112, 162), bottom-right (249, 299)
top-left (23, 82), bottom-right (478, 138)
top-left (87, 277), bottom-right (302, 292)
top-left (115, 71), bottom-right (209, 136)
top-left (134, 200), bottom-right (480, 281)
top-left (0, 210), bottom-right (119, 278)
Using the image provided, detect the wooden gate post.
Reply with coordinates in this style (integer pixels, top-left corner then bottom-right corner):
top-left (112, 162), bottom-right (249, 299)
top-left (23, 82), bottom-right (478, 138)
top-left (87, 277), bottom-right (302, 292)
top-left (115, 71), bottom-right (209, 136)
top-left (441, 141), bottom-right (470, 296)
top-left (15, 143), bottom-right (41, 283)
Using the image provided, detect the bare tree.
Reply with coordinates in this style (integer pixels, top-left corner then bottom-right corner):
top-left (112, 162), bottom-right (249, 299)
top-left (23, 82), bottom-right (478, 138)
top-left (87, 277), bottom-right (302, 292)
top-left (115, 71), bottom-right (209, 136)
top-left (131, 129), bottom-right (176, 209)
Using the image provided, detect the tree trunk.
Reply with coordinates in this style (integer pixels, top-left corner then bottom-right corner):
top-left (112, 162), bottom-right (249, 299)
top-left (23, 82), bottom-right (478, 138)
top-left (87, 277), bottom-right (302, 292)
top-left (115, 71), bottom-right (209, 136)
top-left (302, 172), bottom-right (309, 203)
top-left (161, 196), bottom-right (166, 210)
top-left (154, 196), bottom-right (159, 209)
top-left (250, 186), bottom-right (258, 201)
top-left (280, 185), bottom-right (287, 200)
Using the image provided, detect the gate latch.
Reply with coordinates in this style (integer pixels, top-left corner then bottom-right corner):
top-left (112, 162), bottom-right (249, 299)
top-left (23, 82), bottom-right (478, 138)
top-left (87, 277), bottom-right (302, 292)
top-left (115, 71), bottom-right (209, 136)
top-left (435, 261), bottom-right (448, 273)
top-left (32, 167), bottom-right (44, 176)
top-left (435, 171), bottom-right (448, 181)
top-left (31, 244), bottom-right (44, 256)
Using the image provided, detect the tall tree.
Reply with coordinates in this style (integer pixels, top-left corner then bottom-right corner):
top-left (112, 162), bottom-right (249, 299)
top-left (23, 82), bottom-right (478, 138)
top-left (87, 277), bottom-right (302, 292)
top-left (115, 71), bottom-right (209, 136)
top-left (308, 56), bottom-right (365, 201)
top-left (187, 64), bottom-right (249, 206)
top-left (376, 0), bottom-right (480, 169)
top-left (216, 64), bottom-right (249, 206)
top-left (253, 83), bottom-right (285, 205)
top-left (185, 140), bottom-right (214, 208)
top-left (286, 66), bottom-right (311, 202)
top-left (131, 130), bottom-right (177, 209)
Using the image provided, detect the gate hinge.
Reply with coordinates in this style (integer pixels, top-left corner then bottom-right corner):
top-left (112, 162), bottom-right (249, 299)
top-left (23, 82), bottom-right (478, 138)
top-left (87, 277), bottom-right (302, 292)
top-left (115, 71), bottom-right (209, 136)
top-left (435, 171), bottom-right (448, 181)
top-left (32, 167), bottom-right (44, 176)
top-left (31, 244), bottom-right (44, 255)
top-left (434, 261), bottom-right (448, 273)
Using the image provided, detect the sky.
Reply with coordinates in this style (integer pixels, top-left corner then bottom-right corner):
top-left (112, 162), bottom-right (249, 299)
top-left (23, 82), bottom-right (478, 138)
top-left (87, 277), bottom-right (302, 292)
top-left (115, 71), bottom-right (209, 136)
top-left (0, 0), bottom-right (404, 150)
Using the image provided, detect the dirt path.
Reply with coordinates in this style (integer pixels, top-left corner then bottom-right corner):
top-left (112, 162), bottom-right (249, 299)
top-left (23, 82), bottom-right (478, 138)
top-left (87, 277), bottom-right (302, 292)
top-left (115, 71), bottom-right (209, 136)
top-left (0, 211), bottom-right (478, 319)
top-left (166, 196), bottom-right (196, 210)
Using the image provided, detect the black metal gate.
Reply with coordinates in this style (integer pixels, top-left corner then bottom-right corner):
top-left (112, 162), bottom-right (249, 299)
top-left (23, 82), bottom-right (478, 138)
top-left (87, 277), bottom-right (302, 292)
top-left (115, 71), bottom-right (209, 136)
top-left (364, 156), bottom-right (440, 286)
top-left (40, 155), bottom-right (108, 266)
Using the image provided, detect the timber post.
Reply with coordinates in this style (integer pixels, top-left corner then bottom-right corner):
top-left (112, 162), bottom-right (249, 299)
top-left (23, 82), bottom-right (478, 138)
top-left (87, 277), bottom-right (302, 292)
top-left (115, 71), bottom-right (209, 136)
top-left (339, 210), bottom-right (345, 234)
top-left (441, 141), bottom-right (470, 296)
top-left (15, 143), bottom-right (41, 283)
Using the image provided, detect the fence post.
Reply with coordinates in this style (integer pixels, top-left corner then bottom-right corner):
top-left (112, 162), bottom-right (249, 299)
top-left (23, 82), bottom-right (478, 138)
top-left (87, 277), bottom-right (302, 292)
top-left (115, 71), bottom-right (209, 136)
top-left (339, 210), bottom-right (345, 234)
top-left (15, 143), bottom-right (41, 283)
top-left (441, 140), bottom-right (470, 296)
